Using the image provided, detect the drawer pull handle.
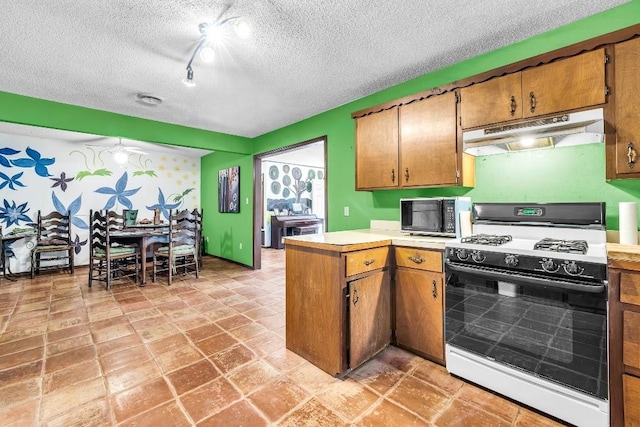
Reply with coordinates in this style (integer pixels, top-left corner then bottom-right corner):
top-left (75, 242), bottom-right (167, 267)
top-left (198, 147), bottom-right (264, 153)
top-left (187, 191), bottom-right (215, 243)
top-left (363, 259), bottom-right (376, 266)
top-left (432, 280), bottom-right (437, 300)
top-left (391, 168), bottom-right (395, 183)
top-left (353, 287), bottom-right (359, 306)
top-left (405, 167), bottom-right (410, 183)
top-left (529, 91), bottom-right (536, 113)
top-left (408, 256), bottom-right (425, 264)
top-left (509, 95), bottom-right (516, 116)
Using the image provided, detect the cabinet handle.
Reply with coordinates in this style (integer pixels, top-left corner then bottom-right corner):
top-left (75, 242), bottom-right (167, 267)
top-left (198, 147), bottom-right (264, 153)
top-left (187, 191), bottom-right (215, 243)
top-left (363, 259), bottom-right (376, 266)
top-left (391, 168), bottom-right (395, 183)
top-left (405, 168), bottom-right (410, 183)
top-left (509, 95), bottom-right (516, 116)
top-left (529, 91), bottom-right (536, 113)
top-left (353, 287), bottom-right (359, 306)
top-left (432, 280), bottom-right (437, 300)
top-left (628, 142), bottom-right (637, 169)
top-left (408, 256), bottom-right (425, 264)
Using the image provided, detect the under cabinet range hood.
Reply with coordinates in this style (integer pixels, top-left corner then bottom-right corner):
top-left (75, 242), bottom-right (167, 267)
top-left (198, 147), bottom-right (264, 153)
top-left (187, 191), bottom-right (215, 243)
top-left (463, 108), bottom-right (604, 156)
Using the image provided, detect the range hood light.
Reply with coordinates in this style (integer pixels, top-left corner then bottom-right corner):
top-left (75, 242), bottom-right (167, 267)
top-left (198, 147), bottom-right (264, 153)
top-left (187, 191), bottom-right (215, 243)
top-left (505, 137), bottom-right (554, 152)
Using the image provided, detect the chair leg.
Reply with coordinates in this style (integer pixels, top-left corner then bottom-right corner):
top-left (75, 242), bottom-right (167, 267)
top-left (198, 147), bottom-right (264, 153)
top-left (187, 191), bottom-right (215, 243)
top-left (106, 258), bottom-right (112, 291)
top-left (30, 251), bottom-right (36, 279)
top-left (195, 255), bottom-right (200, 279)
top-left (88, 261), bottom-right (93, 288)
top-left (152, 254), bottom-right (157, 282)
top-left (69, 249), bottom-right (74, 274)
top-left (168, 257), bottom-right (173, 286)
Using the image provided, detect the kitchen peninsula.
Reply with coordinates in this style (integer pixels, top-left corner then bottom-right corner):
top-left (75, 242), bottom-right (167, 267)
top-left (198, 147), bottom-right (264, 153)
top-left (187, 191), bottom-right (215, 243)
top-left (284, 226), bottom-right (450, 376)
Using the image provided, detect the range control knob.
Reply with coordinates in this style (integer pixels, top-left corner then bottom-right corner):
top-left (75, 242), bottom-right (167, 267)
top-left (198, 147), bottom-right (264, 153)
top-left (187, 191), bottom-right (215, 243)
top-left (563, 261), bottom-right (584, 276)
top-left (456, 249), bottom-right (469, 261)
top-left (540, 258), bottom-right (559, 273)
top-left (471, 251), bottom-right (486, 263)
top-left (504, 254), bottom-right (519, 267)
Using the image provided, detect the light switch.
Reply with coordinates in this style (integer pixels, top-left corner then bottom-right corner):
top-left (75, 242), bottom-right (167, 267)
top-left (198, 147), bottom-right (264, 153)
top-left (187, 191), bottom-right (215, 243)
top-left (344, 206), bottom-right (350, 216)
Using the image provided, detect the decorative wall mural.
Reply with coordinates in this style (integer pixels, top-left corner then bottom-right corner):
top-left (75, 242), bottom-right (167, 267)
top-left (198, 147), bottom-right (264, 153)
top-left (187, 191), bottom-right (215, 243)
top-left (0, 131), bottom-right (202, 273)
top-left (218, 165), bottom-right (240, 213)
top-left (263, 161), bottom-right (324, 213)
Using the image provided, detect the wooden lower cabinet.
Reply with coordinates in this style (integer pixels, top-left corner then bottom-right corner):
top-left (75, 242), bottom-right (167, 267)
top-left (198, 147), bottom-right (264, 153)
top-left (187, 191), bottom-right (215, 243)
top-left (624, 374), bottom-right (640, 425)
top-left (394, 246), bottom-right (445, 364)
top-left (285, 241), bottom-right (391, 376)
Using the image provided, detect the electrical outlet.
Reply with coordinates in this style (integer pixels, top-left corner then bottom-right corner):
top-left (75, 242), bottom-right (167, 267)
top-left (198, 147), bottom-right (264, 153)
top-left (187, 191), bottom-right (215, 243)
top-left (246, 197), bottom-right (249, 204)
top-left (344, 206), bottom-right (350, 216)
top-left (205, 236), bottom-right (209, 242)
top-left (239, 243), bottom-right (243, 249)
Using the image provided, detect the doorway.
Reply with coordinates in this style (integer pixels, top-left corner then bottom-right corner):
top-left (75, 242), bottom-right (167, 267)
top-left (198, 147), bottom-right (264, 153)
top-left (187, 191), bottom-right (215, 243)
top-left (252, 136), bottom-right (327, 269)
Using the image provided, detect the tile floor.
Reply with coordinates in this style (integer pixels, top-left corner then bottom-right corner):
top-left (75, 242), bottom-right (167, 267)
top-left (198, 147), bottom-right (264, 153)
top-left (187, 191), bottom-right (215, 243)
top-left (0, 249), bottom-right (569, 426)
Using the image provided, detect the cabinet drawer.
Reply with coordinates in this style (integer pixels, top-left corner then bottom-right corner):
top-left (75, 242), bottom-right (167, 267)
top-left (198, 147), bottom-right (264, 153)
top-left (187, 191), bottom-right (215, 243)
top-left (394, 247), bottom-right (442, 272)
top-left (621, 272), bottom-right (640, 306)
top-left (624, 374), bottom-right (640, 425)
top-left (624, 310), bottom-right (640, 370)
top-left (345, 247), bottom-right (389, 277)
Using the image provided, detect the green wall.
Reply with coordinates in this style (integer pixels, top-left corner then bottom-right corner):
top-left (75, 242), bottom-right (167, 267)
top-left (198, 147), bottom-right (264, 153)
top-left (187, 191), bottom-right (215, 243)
top-left (2, 2), bottom-right (640, 268)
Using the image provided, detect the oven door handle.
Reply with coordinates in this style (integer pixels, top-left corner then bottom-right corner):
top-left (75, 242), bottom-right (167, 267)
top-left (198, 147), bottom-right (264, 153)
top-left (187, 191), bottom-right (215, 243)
top-left (445, 261), bottom-right (605, 294)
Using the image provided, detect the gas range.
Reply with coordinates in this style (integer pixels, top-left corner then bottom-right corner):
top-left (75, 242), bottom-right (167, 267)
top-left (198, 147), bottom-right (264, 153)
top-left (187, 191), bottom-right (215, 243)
top-left (444, 202), bottom-right (608, 284)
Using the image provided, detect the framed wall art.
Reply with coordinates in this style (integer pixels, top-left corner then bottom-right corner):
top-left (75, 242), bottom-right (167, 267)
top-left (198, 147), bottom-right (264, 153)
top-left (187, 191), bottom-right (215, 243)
top-left (218, 166), bottom-right (240, 213)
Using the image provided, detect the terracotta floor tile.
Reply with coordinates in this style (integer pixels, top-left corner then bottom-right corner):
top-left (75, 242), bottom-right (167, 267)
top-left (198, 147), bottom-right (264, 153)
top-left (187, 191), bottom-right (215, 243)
top-left (349, 358), bottom-right (406, 395)
top-left (244, 306), bottom-right (276, 321)
top-left (106, 360), bottom-right (162, 394)
top-left (198, 400), bottom-right (267, 427)
top-left (375, 346), bottom-right (423, 373)
top-left (411, 359), bottom-right (464, 395)
top-left (0, 335), bottom-right (44, 356)
top-left (43, 397), bottom-right (112, 427)
top-left (95, 333), bottom-right (142, 356)
top-left (209, 343), bottom-right (256, 374)
top-left (435, 399), bottom-right (511, 427)
top-left (147, 333), bottom-right (190, 357)
top-left (46, 333), bottom-right (93, 357)
top-left (43, 359), bottom-right (102, 394)
top-left (135, 322), bottom-right (181, 343)
top-left (119, 401), bottom-right (192, 427)
top-left (0, 398), bottom-right (38, 426)
top-left (99, 344), bottom-right (151, 373)
top-left (387, 376), bottom-right (451, 422)
top-left (193, 332), bottom-right (238, 355)
top-left (0, 346), bottom-right (44, 371)
top-left (515, 407), bottom-right (570, 427)
top-left (184, 323), bottom-right (224, 342)
top-left (45, 345), bottom-right (97, 373)
top-left (356, 398), bottom-right (430, 427)
top-left (249, 377), bottom-right (310, 422)
top-left (456, 383), bottom-right (519, 423)
top-left (288, 361), bottom-right (341, 394)
top-left (47, 323), bottom-right (90, 343)
top-left (228, 322), bottom-right (269, 341)
top-left (0, 326), bottom-right (46, 344)
top-left (244, 331), bottom-right (284, 357)
top-left (155, 345), bottom-right (203, 374)
top-left (40, 377), bottom-right (106, 422)
top-left (125, 307), bottom-right (162, 323)
top-left (110, 377), bottom-right (174, 423)
top-left (263, 348), bottom-right (307, 373)
top-left (215, 313), bottom-right (253, 330)
top-left (228, 360), bottom-right (282, 395)
top-left (277, 398), bottom-right (348, 427)
top-left (180, 376), bottom-right (241, 423)
top-left (228, 300), bottom-right (261, 313)
top-left (203, 305), bottom-right (239, 322)
top-left (166, 358), bottom-right (219, 395)
top-left (0, 360), bottom-right (43, 386)
top-left (256, 313), bottom-right (285, 330)
top-left (0, 377), bottom-right (41, 407)
top-left (316, 378), bottom-right (380, 422)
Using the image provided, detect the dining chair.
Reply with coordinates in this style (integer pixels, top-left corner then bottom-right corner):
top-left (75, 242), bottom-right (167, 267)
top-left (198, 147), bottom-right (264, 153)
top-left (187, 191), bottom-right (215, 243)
top-left (152, 209), bottom-right (200, 285)
top-left (192, 208), bottom-right (203, 265)
top-left (123, 209), bottom-right (138, 227)
top-left (30, 210), bottom-right (74, 279)
top-left (88, 210), bottom-right (140, 290)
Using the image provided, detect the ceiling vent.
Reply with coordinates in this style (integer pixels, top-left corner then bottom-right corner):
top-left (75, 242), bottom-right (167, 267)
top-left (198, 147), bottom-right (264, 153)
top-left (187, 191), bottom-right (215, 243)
top-left (136, 93), bottom-right (163, 106)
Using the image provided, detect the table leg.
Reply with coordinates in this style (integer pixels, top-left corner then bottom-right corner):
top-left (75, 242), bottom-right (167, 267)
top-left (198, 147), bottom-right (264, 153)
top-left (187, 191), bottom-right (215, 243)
top-left (140, 236), bottom-right (148, 285)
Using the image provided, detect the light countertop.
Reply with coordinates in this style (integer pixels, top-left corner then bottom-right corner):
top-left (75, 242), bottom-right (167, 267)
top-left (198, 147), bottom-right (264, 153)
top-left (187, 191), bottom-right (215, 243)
top-left (284, 228), bottom-right (451, 252)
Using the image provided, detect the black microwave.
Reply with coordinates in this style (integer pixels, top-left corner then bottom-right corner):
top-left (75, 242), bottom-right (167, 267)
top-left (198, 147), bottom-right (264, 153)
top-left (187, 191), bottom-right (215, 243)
top-left (400, 197), bottom-right (471, 237)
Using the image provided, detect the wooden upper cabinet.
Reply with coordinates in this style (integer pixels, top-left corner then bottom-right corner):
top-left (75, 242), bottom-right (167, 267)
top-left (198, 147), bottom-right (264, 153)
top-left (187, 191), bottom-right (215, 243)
top-left (460, 49), bottom-right (606, 129)
top-left (522, 48), bottom-right (606, 118)
top-left (613, 37), bottom-right (640, 178)
top-left (355, 107), bottom-right (399, 190)
top-left (399, 92), bottom-right (458, 187)
top-left (460, 73), bottom-right (522, 129)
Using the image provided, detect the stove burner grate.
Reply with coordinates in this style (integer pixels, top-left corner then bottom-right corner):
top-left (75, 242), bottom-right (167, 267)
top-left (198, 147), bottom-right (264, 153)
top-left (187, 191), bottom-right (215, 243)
top-left (461, 234), bottom-right (513, 246)
top-left (534, 238), bottom-right (589, 254)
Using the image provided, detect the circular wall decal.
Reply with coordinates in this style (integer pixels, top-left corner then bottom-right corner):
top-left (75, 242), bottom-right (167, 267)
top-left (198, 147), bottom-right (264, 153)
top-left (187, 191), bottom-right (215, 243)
top-left (283, 165), bottom-right (290, 173)
top-left (268, 165), bottom-right (279, 180)
top-left (282, 175), bottom-right (291, 186)
top-left (308, 170), bottom-right (316, 179)
top-left (317, 170), bottom-right (324, 179)
top-left (292, 167), bottom-right (302, 180)
top-left (283, 188), bottom-right (290, 198)
top-left (271, 181), bottom-right (281, 194)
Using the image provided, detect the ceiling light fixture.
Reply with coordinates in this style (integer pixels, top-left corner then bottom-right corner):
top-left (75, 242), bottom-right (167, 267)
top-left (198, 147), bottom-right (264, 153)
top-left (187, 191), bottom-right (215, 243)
top-left (183, 5), bottom-right (251, 87)
top-left (113, 148), bottom-right (129, 164)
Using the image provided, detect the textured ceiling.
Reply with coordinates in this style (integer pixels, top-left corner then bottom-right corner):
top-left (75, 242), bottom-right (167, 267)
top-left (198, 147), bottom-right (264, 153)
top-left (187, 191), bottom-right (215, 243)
top-left (0, 0), bottom-right (630, 139)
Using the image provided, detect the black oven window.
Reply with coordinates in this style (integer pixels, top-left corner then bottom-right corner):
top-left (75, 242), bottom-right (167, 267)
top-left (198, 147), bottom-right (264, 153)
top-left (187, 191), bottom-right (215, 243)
top-left (445, 272), bottom-right (607, 400)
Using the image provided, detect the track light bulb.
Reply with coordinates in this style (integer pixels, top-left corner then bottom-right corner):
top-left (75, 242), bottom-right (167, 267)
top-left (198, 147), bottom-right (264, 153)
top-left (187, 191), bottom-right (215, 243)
top-left (182, 67), bottom-right (195, 87)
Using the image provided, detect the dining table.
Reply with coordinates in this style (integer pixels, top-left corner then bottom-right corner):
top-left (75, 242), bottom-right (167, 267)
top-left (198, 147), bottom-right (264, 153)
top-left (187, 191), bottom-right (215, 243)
top-left (110, 224), bottom-right (169, 285)
top-left (1, 229), bottom-right (36, 281)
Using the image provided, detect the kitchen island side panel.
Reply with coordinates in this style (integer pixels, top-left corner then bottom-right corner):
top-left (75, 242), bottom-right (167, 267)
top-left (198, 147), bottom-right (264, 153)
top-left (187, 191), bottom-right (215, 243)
top-left (285, 244), bottom-right (345, 376)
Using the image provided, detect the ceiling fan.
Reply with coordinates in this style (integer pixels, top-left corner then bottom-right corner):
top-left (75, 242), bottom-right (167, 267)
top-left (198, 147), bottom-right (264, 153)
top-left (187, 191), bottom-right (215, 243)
top-left (85, 138), bottom-right (148, 163)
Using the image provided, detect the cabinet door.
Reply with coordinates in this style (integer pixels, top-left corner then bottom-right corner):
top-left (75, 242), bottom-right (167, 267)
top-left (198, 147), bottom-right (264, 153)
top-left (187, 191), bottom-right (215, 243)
top-left (399, 92), bottom-right (458, 187)
top-left (349, 270), bottom-right (391, 369)
top-left (460, 73), bottom-right (522, 129)
top-left (522, 48), bottom-right (605, 118)
top-left (614, 38), bottom-right (640, 177)
top-left (624, 374), bottom-right (640, 425)
top-left (355, 108), bottom-right (399, 190)
top-left (395, 268), bottom-right (444, 363)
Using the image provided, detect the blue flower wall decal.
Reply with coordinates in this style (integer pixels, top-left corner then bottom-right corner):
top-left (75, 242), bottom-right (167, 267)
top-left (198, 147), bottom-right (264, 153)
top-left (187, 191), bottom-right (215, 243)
top-left (0, 147), bottom-right (20, 168)
top-left (146, 188), bottom-right (181, 220)
top-left (0, 171), bottom-right (25, 190)
top-left (52, 192), bottom-right (89, 230)
top-left (0, 200), bottom-right (32, 228)
top-left (10, 147), bottom-right (55, 177)
top-left (95, 172), bottom-right (141, 210)
top-left (71, 234), bottom-right (87, 255)
top-left (50, 172), bottom-right (74, 192)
